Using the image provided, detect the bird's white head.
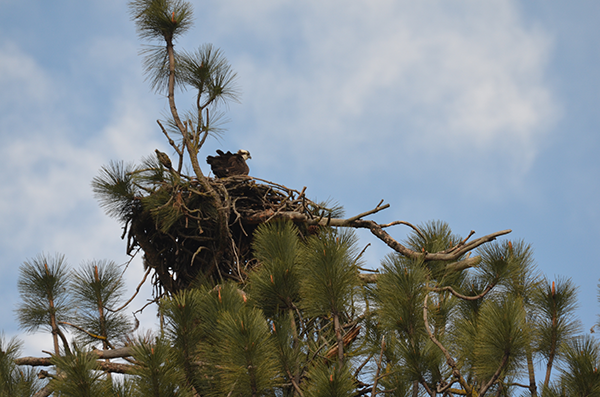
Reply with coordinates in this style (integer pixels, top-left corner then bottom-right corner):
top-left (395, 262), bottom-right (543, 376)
top-left (238, 149), bottom-right (251, 160)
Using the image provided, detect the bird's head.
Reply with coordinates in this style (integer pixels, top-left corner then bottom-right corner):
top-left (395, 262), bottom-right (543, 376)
top-left (237, 149), bottom-right (251, 160)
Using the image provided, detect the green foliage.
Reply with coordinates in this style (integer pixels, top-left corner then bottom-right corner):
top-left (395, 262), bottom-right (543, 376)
top-left (70, 260), bottom-right (132, 347)
top-left (473, 296), bottom-right (529, 381)
top-left (300, 228), bottom-right (360, 318)
top-left (376, 255), bottom-right (446, 386)
top-left (159, 288), bottom-right (205, 392)
top-left (480, 239), bottom-right (540, 301)
top-left (16, 253), bottom-right (73, 335)
top-left (91, 161), bottom-right (138, 223)
top-left (304, 361), bottom-right (355, 397)
top-left (50, 344), bottom-right (112, 397)
top-left (377, 255), bottom-right (428, 337)
top-left (179, 44), bottom-right (240, 108)
top-left (131, 336), bottom-right (194, 397)
top-left (545, 335), bottom-right (600, 396)
top-left (7, 218), bottom-right (600, 396)
top-left (249, 221), bottom-right (302, 317)
top-left (534, 277), bottom-right (580, 359)
top-left (0, 335), bottom-right (41, 397)
top-left (208, 309), bottom-right (280, 396)
top-left (129, 0), bottom-right (193, 41)
top-left (160, 283), bottom-right (280, 396)
top-left (406, 220), bottom-right (462, 283)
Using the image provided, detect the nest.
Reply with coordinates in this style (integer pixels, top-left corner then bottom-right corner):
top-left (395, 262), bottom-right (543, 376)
top-left (126, 175), bottom-right (327, 294)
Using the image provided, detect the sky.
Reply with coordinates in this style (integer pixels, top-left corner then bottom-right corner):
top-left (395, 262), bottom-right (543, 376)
top-left (0, 0), bottom-right (599, 373)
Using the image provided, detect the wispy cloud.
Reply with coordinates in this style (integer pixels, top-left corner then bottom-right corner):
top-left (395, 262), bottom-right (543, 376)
top-left (199, 0), bottom-right (559, 200)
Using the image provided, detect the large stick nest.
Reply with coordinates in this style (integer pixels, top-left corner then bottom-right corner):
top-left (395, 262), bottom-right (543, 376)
top-left (126, 175), bottom-right (329, 294)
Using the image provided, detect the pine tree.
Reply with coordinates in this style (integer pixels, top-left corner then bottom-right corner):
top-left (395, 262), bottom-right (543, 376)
top-left (4, 1), bottom-right (600, 396)
top-left (16, 253), bottom-right (73, 356)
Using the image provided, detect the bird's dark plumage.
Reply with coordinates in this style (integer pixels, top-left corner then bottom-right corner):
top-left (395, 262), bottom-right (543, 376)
top-left (155, 149), bottom-right (172, 170)
top-left (207, 149), bottom-right (251, 178)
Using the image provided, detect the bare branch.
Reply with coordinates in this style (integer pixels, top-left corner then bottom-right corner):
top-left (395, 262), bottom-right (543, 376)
top-left (430, 282), bottom-right (496, 301)
top-left (379, 220), bottom-right (426, 241)
top-left (478, 352), bottom-right (509, 396)
top-left (371, 336), bottom-right (386, 397)
top-left (444, 255), bottom-right (481, 274)
top-left (107, 268), bottom-right (152, 313)
top-left (423, 293), bottom-right (472, 396)
top-left (346, 202), bottom-right (390, 222)
top-left (58, 322), bottom-right (113, 346)
top-left (15, 347), bottom-right (134, 368)
top-left (33, 385), bottom-right (53, 397)
top-left (359, 273), bottom-right (379, 283)
top-left (241, 206), bottom-right (510, 262)
top-left (156, 119), bottom-right (183, 158)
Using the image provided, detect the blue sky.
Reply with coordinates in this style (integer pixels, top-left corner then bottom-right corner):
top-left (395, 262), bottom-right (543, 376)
top-left (1, 0), bottom-right (599, 368)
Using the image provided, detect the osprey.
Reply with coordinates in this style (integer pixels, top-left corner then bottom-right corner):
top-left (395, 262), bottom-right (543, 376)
top-left (206, 149), bottom-right (251, 178)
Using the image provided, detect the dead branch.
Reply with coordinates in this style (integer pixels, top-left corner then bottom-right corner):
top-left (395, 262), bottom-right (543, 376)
top-left (14, 356), bottom-right (134, 374)
top-left (107, 268), bottom-right (151, 313)
top-left (349, 219), bottom-right (510, 262)
top-left (33, 385), bottom-right (53, 397)
top-left (345, 202), bottom-right (390, 222)
top-left (430, 282), bottom-right (496, 301)
top-left (15, 347), bottom-right (134, 368)
top-left (359, 273), bottom-right (379, 283)
top-left (443, 255), bottom-right (481, 274)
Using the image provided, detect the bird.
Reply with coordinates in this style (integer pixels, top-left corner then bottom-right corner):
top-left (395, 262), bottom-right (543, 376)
top-left (155, 149), bottom-right (172, 170)
top-left (206, 149), bottom-right (251, 178)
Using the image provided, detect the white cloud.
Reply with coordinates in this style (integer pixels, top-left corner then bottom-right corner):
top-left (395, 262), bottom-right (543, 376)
top-left (0, 36), bottom-right (164, 341)
top-left (201, 0), bottom-right (559, 199)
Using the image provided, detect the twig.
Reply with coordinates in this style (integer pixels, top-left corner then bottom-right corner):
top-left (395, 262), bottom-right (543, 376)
top-left (285, 369), bottom-right (305, 397)
top-left (371, 335), bottom-right (386, 396)
top-left (442, 230), bottom-right (476, 254)
top-left (423, 293), bottom-right (472, 395)
top-left (133, 298), bottom-right (160, 317)
top-left (478, 352), bottom-right (509, 396)
top-left (356, 243), bottom-right (371, 264)
top-left (107, 268), bottom-right (152, 313)
top-left (430, 283), bottom-right (495, 301)
top-left (379, 220), bottom-right (426, 241)
top-left (354, 353), bottom-right (374, 378)
top-left (346, 202), bottom-right (390, 222)
top-left (58, 322), bottom-right (113, 346)
top-left (251, 177), bottom-right (305, 197)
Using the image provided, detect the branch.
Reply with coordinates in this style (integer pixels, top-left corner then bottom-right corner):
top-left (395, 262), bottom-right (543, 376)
top-left (359, 273), bottom-right (379, 283)
top-left (59, 321), bottom-right (109, 342)
top-left (15, 346), bottom-right (134, 367)
top-left (443, 255), bottom-right (481, 274)
top-left (285, 368), bottom-right (305, 397)
top-left (345, 201), bottom-right (390, 222)
top-left (242, 206), bottom-right (511, 263)
top-left (478, 352), bottom-right (509, 396)
top-left (33, 385), bottom-right (53, 397)
top-left (379, 220), bottom-right (426, 241)
top-left (423, 293), bottom-right (472, 395)
top-left (107, 268), bottom-right (151, 313)
top-left (351, 220), bottom-right (511, 261)
top-left (371, 335), bottom-right (386, 397)
top-left (430, 282), bottom-right (496, 301)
